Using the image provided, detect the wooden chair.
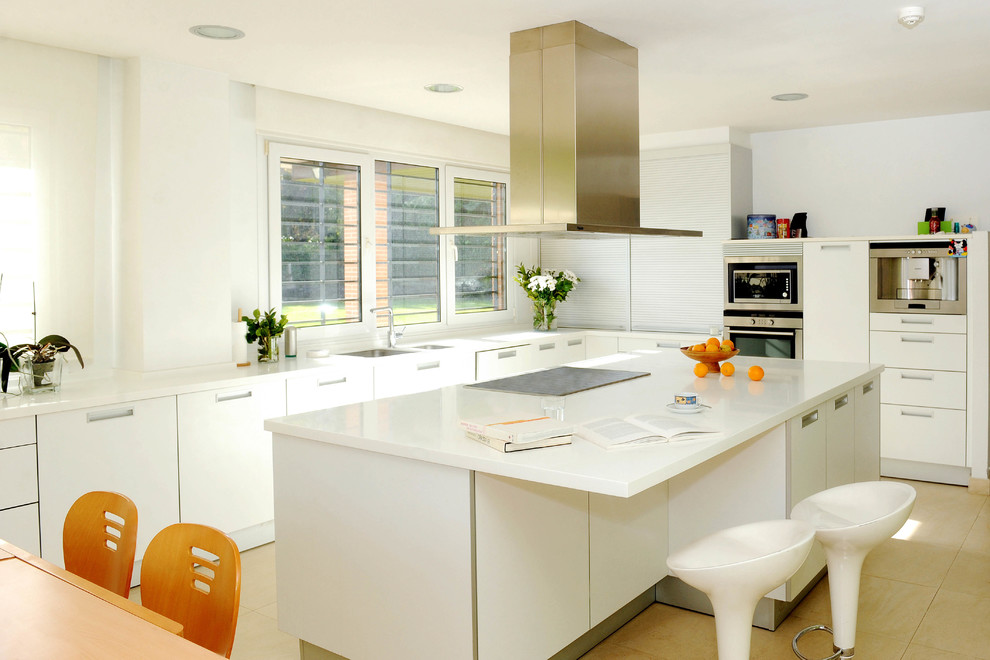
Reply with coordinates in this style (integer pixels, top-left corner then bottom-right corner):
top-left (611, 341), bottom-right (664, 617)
top-left (62, 491), bottom-right (139, 598)
top-left (139, 523), bottom-right (241, 657)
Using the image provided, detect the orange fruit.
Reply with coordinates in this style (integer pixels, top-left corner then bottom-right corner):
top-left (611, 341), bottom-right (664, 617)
top-left (748, 365), bottom-right (765, 381)
top-left (721, 339), bottom-right (734, 351)
top-left (720, 361), bottom-right (735, 377)
top-left (706, 337), bottom-right (720, 349)
top-left (691, 343), bottom-right (706, 352)
top-left (693, 363), bottom-right (709, 378)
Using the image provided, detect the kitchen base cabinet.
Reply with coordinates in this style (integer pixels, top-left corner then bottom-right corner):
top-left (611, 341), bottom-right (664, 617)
top-left (0, 416), bottom-right (39, 553)
top-left (36, 397), bottom-right (179, 576)
top-left (286, 365), bottom-right (374, 415)
top-left (373, 352), bottom-right (469, 399)
top-left (854, 379), bottom-right (881, 482)
top-left (0, 503), bottom-right (40, 555)
top-left (475, 344), bottom-right (533, 381)
top-left (825, 389), bottom-right (856, 489)
top-left (177, 380), bottom-right (285, 548)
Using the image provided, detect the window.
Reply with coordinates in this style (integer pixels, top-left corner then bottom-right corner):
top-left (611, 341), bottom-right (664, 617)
top-left (374, 161), bottom-right (440, 326)
top-left (451, 176), bottom-right (507, 314)
top-left (268, 143), bottom-right (510, 337)
top-left (278, 158), bottom-right (361, 327)
top-left (0, 123), bottom-right (37, 344)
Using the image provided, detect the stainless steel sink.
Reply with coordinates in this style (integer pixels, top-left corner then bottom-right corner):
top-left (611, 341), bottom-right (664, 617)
top-left (340, 348), bottom-right (414, 358)
top-left (412, 344), bottom-right (451, 350)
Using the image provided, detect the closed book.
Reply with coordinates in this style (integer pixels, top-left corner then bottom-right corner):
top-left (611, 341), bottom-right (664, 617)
top-left (459, 416), bottom-right (573, 443)
top-left (465, 430), bottom-right (572, 453)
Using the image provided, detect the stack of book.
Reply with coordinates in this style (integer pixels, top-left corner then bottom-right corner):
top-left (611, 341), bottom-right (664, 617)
top-left (459, 416), bottom-right (573, 453)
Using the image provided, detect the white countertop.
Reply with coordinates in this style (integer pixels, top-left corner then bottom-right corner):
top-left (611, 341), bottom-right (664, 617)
top-left (265, 350), bottom-right (883, 497)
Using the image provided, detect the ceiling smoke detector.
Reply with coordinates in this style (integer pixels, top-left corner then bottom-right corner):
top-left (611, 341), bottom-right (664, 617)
top-left (898, 7), bottom-right (925, 29)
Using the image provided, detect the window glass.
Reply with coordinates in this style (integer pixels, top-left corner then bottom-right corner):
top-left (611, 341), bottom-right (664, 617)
top-left (374, 161), bottom-right (440, 326)
top-left (453, 177), bottom-right (507, 314)
top-left (279, 158), bottom-right (361, 327)
top-left (0, 123), bottom-right (36, 343)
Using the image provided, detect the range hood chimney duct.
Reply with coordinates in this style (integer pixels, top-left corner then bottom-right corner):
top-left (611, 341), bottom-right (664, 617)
top-left (433, 20), bottom-right (700, 238)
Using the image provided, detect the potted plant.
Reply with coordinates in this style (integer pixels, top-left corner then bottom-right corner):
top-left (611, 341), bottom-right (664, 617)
top-left (514, 264), bottom-right (580, 331)
top-left (242, 308), bottom-right (289, 363)
top-left (1, 334), bottom-right (84, 393)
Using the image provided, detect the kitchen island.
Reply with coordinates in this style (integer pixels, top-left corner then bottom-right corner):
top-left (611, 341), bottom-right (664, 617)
top-left (265, 350), bottom-right (882, 660)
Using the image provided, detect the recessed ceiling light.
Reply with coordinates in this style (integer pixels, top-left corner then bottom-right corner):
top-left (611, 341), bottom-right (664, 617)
top-left (189, 25), bottom-right (245, 40)
top-left (771, 93), bottom-right (809, 102)
top-left (424, 83), bottom-right (463, 94)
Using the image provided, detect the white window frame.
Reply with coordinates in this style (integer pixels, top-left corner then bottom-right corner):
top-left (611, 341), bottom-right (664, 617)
top-left (266, 142), bottom-right (513, 341)
top-left (443, 166), bottom-right (514, 327)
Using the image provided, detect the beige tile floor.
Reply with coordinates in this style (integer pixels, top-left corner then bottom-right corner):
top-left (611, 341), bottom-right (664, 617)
top-left (140, 477), bottom-right (988, 659)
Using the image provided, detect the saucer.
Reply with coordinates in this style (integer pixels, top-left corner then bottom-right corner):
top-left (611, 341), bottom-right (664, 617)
top-left (666, 403), bottom-right (709, 414)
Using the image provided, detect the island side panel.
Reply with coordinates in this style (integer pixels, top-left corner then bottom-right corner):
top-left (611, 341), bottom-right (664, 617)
top-left (475, 473), bottom-right (590, 660)
top-left (272, 434), bottom-right (474, 660)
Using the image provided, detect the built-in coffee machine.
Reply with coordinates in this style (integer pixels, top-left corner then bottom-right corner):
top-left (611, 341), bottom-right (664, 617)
top-left (869, 240), bottom-right (967, 314)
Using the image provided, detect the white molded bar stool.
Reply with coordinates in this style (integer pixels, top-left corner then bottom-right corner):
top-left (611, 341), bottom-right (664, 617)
top-left (667, 519), bottom-right (816, 660)
top-left (790, 481), bottom-right (916, 660)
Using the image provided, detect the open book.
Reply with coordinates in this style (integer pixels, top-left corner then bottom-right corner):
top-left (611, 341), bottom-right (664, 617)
top-left (575, 414), bottom-right (719, 450)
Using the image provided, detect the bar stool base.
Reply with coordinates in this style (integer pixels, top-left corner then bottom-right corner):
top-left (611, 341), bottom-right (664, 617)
top-left (792, 623), bottom-right (852, 659)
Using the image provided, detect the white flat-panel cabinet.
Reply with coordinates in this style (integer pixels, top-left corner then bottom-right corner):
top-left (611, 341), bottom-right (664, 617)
top-left (475, 473), bottom-right (590, 660)
top-left (826, 389), bottom-right (856, 488)
top-left (803, 241), bottom-right (870, 362)
top-left (177, 381), bottom-right (285, 542)
top-left (584, 335), bottom-right (618, 359)
top-left (0, 416), bottom-right (39, 554)
top-left (36, 397), bottom-right (179, 569)
top-left (854, 378), bottom-right (881, 482)
top-left (373, 351), bottom-right (469, 399)
top-left (285, 365), bottom-right (374, 415)
top-left (475, 344), bottom-right (533, 381)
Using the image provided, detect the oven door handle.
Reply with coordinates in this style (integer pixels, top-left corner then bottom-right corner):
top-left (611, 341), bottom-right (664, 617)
top-left (726, 329), bottom-right (798, 336)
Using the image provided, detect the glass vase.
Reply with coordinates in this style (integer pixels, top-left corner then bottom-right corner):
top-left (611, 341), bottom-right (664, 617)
top-left (533, 299), bottom-right (557, 331)
top-left (18, 356), bottom-right (63, 394)
top-left (258, 335), bottom-right (280, 363)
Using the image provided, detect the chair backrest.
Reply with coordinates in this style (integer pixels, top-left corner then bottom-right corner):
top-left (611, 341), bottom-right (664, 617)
top-left (62, 491), bottom-right (139, 598)
top-left (139, 523), bottom-right (241, 657)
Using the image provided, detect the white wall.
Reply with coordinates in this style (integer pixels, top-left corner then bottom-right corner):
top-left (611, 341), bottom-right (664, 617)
top-left (752, 112), bottom-right (990, 237)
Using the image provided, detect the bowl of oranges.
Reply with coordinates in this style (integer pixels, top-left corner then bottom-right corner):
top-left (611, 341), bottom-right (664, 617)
top-left (681, 338), bottom-right (739, 376)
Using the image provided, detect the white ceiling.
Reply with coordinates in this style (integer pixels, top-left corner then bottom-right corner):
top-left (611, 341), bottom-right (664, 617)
top-left (4, 0), bottom-right (990, 137)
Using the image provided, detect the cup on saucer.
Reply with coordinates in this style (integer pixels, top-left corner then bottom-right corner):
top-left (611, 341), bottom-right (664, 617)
top-left (673, 392), bottom-right (700, 410)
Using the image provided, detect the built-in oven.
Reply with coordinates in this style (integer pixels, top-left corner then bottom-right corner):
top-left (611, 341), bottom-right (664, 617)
top-left (723, 251), bottom-right (804, 358)
top-left (723, 312), bottom-right (804, 359)
top-left (724, 256), bottom-right (802, 312)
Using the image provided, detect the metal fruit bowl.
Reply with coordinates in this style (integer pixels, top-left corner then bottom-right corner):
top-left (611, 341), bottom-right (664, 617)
top-left (680, 347), bottom-right (740, 373)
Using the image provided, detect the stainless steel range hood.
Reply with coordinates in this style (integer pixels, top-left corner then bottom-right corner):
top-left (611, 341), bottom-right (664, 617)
top-left (433, 21), bottom-right (700, 239)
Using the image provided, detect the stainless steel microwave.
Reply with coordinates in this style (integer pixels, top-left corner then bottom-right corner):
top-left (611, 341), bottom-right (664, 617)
top-left (724, 256), bottom-right (802, 312)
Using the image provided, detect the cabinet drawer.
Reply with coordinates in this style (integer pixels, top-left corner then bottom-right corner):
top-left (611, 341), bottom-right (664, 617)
top-left (286, 366), bottom-right (374, 415)
top-left (870, 331), bottom-right (966, 371)
top-left (0, 444), bottom-right (38, 510)
top-left (880, 404), bottom-right (966, 466)
top-left (881, 368), bottom-right (966, 409)
top-left (870, 313), bottom-right (966, 334)
top-left (0, 503), bottom-right (40, 556)
top-left (374, 355), bottom-right (465, 399)
top-left (0, 416), bottom-right (35, 450)
top-left (475, 344), bottom-right (533, 381)
top-left (617, 335), bottom-right (708, 352)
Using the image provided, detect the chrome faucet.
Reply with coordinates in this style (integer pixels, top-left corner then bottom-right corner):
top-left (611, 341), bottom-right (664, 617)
top-left (370, 306), bottom-right (403, 348)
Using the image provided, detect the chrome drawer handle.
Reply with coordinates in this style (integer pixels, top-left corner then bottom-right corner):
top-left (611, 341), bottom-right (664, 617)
top-left (900, 318), bottom-right (934, 325)
top-left (900, 336), bottom-right (935, 343)
top-left (497, 350), bottom-right (517, 360)
top-left (539, 343), bottom-right (555, 351)
top-left (862, 381), bottom-right (875, 394)
top-left (567, 339), bottom-right (583, 346)
top-left (656, 341), bottom-right (680, 348)
top-left (834, 395), bottom-right (849, 410)
top-left (216, 391), bottom-right (252, 403)
top-left (802, 411), bottom-right (819, 428)
top-left (416, 361), bottom-right (441, 371)
top-left (318, 377), bottom-right (347, 387)
top-left (900, 373), bottom-right (935, 381)
top-left (900, 409), bottom-right (935, 418)
top-left (821, 244), bottom-right (851, 251)
top-left (87, 408), bottom-right (134, 423)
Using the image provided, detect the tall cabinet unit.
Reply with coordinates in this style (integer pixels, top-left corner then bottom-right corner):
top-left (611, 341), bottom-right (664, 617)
top-left (803, 241), bottom-right (870, 362)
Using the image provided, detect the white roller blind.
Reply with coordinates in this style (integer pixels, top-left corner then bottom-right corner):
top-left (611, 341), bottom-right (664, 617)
top-left (540, 237), bottom-right (630, 330)
top-left (632, 150), bottom-right (731, 331)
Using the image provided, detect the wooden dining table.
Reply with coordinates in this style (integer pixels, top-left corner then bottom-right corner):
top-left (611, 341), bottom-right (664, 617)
top-left (0, 539), bottom-right (220, 658)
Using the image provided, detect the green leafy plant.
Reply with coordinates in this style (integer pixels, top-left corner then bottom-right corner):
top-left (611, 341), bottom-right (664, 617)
top-left (1, 333), bottom-right (85, 393)
top-left (242, 308), bottom-right (289, 362)
top-left (514, 264), bottom-right (580, 330)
